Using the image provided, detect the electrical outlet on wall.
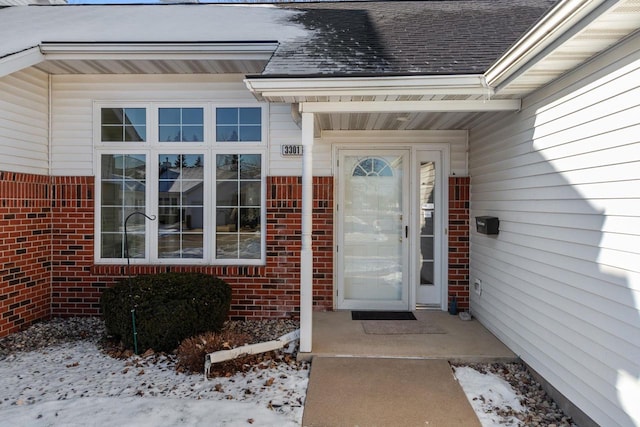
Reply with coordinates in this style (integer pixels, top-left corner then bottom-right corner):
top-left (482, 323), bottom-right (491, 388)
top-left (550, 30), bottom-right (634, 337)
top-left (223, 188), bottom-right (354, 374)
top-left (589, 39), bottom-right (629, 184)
top-left (473, 279), bottom-right (482, 296)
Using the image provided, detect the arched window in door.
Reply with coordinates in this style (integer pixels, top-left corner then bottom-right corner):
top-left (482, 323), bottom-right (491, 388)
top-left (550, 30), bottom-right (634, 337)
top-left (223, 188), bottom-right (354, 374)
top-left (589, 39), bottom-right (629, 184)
top-left (352, 157), bottom-right (394, 177)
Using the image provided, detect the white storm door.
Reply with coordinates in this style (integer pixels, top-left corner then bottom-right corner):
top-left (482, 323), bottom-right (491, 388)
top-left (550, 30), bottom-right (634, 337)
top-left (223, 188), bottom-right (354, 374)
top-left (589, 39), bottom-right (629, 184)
top-left (415, 150), bottom-right (443, 307)
top-left (337, 150), bottom-right (410, 310)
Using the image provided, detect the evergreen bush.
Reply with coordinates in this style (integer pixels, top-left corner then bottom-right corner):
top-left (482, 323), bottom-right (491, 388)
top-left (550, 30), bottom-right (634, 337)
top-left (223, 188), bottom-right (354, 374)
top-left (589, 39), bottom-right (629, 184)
top-left (101, 272), bottom-right (232, 353)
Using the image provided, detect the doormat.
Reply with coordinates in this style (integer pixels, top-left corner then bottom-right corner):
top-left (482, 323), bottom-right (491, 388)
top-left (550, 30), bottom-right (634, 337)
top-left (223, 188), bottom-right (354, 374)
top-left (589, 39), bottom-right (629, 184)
top-left (362, 320), bottom-right (446, 335)
top-left (351, 311), bottom-right (416, 321)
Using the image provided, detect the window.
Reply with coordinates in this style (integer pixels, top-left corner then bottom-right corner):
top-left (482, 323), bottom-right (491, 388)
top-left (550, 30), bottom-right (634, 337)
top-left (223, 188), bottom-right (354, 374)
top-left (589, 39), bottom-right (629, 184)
top-left (158, 154), bottom-right (204, 259)
top-left (159, 108), bottom-right (204, 142)
top-left (352, 157), bottom-right (394, 177)
top-left (101, 108), bottom-right (146, 142)
top-left (99, 154), bottom-right (147, 258)
top-left (216, 107), bottom-right (261, 142)
top-left (96, 103), bottom-right (265, 265)
top-left (215, 154), bottom-right (261, 259)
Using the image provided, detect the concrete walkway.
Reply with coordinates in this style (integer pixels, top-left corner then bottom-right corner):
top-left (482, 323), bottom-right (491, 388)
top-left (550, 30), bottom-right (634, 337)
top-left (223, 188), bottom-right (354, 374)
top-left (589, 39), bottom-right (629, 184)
top-left (302, 357), bottom-right (481, 427)
top-left (304, 311), bottom-right (517, 362)
top-left (301, 311), bottom-right (517, 426)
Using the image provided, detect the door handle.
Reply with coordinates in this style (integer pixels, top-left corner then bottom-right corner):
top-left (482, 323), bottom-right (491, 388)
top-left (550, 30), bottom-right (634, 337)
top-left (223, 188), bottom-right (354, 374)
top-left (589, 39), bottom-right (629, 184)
top-left (405, 226), bottom-right (408, 238)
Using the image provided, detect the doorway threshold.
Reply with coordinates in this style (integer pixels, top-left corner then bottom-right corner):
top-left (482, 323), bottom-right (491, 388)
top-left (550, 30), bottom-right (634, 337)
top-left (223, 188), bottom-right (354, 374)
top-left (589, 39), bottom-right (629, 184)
top-left (415, 304), bottom-right (441, 310)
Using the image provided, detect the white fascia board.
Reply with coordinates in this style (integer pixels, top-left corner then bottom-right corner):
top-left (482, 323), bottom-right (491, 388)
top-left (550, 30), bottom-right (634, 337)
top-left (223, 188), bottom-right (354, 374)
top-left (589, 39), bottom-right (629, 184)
top-left (299, 99), bottom-right (521, 114)
top-left (485, 0), bottom-right (611, 90)
top-left (39, 42), bottom-right (278, 61)
top-left (0, 46), bottom-right (45, 78)
top-left (245, 74), bottom-right (493, 98)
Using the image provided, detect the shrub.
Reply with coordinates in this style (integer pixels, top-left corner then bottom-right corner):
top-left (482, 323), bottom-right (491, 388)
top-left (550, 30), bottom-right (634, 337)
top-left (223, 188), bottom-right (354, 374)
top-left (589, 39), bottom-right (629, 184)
top-left (101, 272), bottom-right (232, 353)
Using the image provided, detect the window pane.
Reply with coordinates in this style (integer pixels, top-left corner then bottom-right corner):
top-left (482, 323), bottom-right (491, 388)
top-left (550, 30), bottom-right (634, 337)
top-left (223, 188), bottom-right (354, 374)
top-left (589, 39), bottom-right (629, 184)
top-left (182, 126), bottom-right (203, 142)
top-left (239, 126), bottom-right (261, 142)
top-left (181, 233), bottom-right (203, 259)
top-left (239, 234), bottom-right (260, 259)
top-left (240, 182), bottom-right (260, 206)
top-left (123, 155), bottom-right (147, 179)
top-left (217, 126), bottom-right (238, 142)
top-left (102, 108), bottom-right (123, 125)
top-left (239, 108), bottom-right (261, 125)
top-left (124, 108), bottom-right (146, 125)
top-left (101, 126), bottom-right (123, 142)
top-left (216, 155), bottom-right (239, 179)
top-left (217, 181), bottom-right (238, 206)
top-left (159, 108), bottom-right (180, 124)
top-left (101, 233), bottom-right (122, 258)
top-left (125, 124), bottom-right (146, 142)
top-left (217, 108), bottom-right (238, 125)
top-left (216, 234), bottom-right (237, 259)
top-left (101, 207), bottom-right (122, 232)
top-left (159, 125), bottom-right (181, 142)
top-left (216, 208), bottom-right (237, 231)
top-left (102, 154), bottom-right (145, 179)
top-left (158, 233), bottom-right (180, 259)
top-left (239, 208), bottom-right (260, 231)
top-left (183, 108), bottom-right (203, 125)
top-left (239, 154), bottom-right (261, 179)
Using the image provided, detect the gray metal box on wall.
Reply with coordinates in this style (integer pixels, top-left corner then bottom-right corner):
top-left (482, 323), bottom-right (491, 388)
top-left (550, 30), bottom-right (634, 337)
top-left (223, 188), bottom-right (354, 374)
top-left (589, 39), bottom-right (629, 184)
top-left (475, 216), bottom-right (499, 235)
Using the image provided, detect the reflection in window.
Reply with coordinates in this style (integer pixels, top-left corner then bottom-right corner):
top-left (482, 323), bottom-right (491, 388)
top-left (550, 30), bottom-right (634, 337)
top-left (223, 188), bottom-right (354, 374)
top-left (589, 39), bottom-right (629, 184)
top-left (420, 161), bottom-right (436, 285)
top-left (100, 154), bottom-right (147, 258)
top-left (352, 157), bottom-right (393, 177)
top-left (158, 154), bottom-right (204, 259)
top-left (159, 108), bottom-right (204, 142)
top-left (101, 108), bottom-right (146, 142)
top-left (216, 154), bottom-right (261, 259)
top-left (216, 107), bottom-right (261, 142)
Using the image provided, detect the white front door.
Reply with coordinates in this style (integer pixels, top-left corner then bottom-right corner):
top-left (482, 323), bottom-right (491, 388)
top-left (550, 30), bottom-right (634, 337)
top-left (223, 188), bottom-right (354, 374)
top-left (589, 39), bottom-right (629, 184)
top-left (415, 150), bottom-right (443, 307)
top-left (337, 150), bottom-right (410, 310)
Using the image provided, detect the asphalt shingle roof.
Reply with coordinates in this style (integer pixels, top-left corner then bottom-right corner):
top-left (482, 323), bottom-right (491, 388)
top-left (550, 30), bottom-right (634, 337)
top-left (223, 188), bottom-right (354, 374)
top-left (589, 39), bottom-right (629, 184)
top-left (0, 1), bottom-right (557, 78)
top-left (267, 0), bottom-right (558, 76)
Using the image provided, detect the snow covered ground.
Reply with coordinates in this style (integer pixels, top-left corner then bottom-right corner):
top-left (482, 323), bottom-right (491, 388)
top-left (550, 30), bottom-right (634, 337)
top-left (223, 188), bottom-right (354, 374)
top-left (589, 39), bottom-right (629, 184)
top-left (0, 337), bottom-right (551, 427)
top-left (0, 340), bottom-right (307, 427)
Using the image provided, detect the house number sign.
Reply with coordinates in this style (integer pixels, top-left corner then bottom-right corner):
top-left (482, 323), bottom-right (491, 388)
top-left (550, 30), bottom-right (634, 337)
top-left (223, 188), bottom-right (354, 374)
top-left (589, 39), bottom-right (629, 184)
top-left (281, 144), bottom-right (303, 157)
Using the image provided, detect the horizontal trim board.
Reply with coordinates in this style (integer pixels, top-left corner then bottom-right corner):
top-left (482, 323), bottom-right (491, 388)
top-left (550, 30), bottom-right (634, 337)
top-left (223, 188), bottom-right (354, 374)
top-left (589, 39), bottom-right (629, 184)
top-left (300, 100), bottom-right (521, 114)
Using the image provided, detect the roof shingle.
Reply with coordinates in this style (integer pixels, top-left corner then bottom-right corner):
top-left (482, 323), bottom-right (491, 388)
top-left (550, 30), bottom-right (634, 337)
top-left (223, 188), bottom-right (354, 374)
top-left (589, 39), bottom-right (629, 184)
top-left (266, 0), bottom-right (558, 76)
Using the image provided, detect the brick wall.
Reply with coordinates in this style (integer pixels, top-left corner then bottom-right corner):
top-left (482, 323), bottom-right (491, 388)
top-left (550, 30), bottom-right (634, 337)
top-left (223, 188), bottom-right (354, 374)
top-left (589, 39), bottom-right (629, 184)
top-left (1, 173), bottom-right (334, 336)
top-left (448, 176), bottom-right (470, 310)
top-left (0, 172), bottom-right (52, 336)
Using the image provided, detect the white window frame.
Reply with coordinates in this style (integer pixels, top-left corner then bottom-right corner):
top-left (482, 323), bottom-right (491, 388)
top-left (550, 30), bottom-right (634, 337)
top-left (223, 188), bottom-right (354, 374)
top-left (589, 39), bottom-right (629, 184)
top-left (213, 103), bottom-right (268, 145)
top-left (94, 101), bottom-right (268, 266)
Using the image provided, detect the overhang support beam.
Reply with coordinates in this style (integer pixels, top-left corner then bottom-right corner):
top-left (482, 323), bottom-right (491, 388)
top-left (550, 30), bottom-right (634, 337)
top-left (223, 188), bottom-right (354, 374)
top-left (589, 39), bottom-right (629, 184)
top-left (298, 99), bottom-right (521, 114)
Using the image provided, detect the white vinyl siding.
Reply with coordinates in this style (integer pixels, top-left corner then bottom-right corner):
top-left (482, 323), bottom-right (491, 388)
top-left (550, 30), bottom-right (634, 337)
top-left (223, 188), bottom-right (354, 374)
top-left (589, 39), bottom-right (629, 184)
top-left (469, 34), bottom-right (640, 427)
top-left (50, 74), bottom-right (266, 176)
top-left (0, 68), bottom-right (49, 174)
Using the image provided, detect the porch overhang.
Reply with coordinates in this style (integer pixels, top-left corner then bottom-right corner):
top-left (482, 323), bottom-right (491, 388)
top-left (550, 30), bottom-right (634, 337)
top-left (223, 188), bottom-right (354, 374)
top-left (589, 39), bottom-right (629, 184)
top-left (244, 74), bottom-right (494, 102)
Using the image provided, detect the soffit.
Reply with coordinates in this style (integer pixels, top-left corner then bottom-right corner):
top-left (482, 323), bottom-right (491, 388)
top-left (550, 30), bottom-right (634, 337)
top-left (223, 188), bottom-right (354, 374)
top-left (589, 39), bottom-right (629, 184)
top-left (33, 59), bottom-right (269, 75)
top-left (496, 0), bottom-right (640, 95)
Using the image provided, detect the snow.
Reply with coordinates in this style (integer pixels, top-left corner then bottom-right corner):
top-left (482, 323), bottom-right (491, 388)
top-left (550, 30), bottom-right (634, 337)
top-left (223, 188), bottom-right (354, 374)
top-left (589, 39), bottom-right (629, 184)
top-left (0, 339), bottom-right (531, 426)
top-left (0, 340), bottom-right (307, 427)
top-left (0, 5), bottom-right (311, 60)
top-left (453, 366), bottom-right (525, 427)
